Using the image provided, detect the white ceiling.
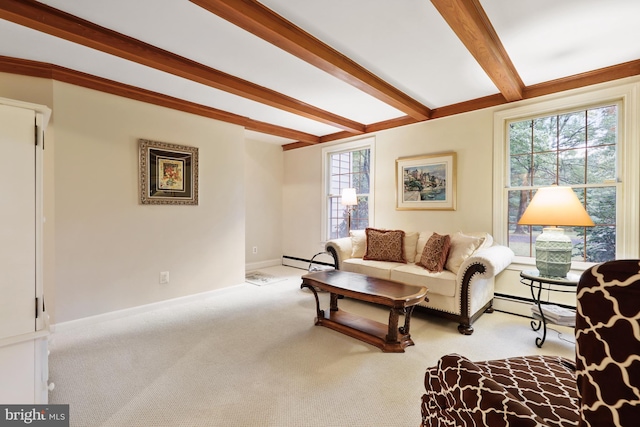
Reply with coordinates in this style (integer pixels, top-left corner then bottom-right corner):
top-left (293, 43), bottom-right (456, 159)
top-left (1, 0), bottom-right (639, 145)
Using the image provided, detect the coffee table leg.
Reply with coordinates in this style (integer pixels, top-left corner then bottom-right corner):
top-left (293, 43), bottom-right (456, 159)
top-left (399, 306), bottom-right (415, 335)
top-left (330, 292), bottom-right (339, 312)
top-left (386, 307), bottom-right (402, 342)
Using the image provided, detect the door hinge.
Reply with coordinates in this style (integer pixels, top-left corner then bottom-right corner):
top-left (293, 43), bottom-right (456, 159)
top-left (35, 297), bottom-right (39, 319)
top-left (34, 122), bottom-right (39, 146)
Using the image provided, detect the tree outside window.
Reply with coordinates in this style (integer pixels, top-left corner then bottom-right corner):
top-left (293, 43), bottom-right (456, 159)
top-left (508, 105), bottom-right (617, 263)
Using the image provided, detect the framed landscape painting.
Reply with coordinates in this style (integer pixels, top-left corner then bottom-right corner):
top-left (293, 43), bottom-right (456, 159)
top-left (139, 139), bottom-right (199, 205)
top-left (396, 152), bottom-right (456, 210)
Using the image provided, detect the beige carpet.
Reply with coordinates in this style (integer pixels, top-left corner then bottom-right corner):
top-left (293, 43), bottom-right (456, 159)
top-left (49, 265), bottom-right (575, 427)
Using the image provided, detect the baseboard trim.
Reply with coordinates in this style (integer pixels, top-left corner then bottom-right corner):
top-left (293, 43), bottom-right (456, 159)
top-left (493, 293), bottom-right (576, 318)
top-left (282, 254), bottom-right (334, 271)
top-left (52, 285), bottom-right (244, 334)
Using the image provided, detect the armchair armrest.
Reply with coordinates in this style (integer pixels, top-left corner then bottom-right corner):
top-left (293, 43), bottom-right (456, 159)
top-left (325, 237), bottom-right (353, 270)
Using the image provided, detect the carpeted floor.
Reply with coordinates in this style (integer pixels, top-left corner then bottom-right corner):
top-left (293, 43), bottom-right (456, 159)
top-left (48, 265), bottom-right (575, 427)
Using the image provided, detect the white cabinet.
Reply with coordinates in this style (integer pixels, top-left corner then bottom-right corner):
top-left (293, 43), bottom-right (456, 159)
top-left (0, 98), bottom-right (51, 403)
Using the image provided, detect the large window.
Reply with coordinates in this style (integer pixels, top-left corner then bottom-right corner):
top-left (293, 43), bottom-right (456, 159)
top-left (323, 139), bottom-right (373, 240)
top-left (507, 105), bottom-right (618, 263)
top-left (494, 82), bottom-right (640, 269)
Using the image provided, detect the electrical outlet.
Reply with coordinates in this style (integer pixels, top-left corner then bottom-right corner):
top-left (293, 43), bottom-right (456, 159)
top-left (252, 246), bottom-right (258, 254)
top-left (159, 271), bottom-right (170, 284)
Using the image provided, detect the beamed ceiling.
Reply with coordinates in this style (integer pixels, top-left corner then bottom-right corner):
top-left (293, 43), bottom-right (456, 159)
top-left (1, 0), bottom-right (639, 150)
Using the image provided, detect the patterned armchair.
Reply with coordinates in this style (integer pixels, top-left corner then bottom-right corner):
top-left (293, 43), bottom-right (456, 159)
top-left (421, 260), bottom-right (640, 427)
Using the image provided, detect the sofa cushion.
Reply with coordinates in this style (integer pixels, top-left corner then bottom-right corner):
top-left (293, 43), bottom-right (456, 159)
top-left (417, 233), bottom-right (451, 272)
top-left (465, 231), bottom-right (493, 249)
top-left (363, 228), bottom-right (406, 263)
top-left (390, 264), bottom-right (457, 297)
top-left (446, 232), bottom-right (485, 274)
top-left (349, 229), bottom-right (367, 258)
top-left (404, 231), bottom-right (419, 263)
top-left (342, 258), bottom-right (400, 280)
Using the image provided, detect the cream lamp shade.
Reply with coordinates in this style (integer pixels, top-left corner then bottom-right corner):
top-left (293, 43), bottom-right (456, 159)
top-left (341, 188), bottom-right (357, 233)
top-left (518, 186), bottom-right (594, 227)
top-left (518, 186), bottom-right (594, 278)
top-left (340, 188), bottom-right (358, 206)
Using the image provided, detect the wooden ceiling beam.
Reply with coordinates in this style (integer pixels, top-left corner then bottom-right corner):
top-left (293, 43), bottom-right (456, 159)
top-left (286, 59), bottom-right (640, 150)
top-left (0, 56), bottom-right (319, 144)
top-left (431, 0), bottom-right (524, 102)
top-left (190, 0), bottom-right (432, 121)
top-left (0, 0), bottom-right (363, 133)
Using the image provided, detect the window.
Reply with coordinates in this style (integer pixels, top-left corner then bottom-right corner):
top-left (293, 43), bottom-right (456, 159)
top-left (493, 84), bottom-right (640, 267)
top-left (323, 139), bottom-right (374, 240)
top-left (507, 105), bottom-right (618, 263)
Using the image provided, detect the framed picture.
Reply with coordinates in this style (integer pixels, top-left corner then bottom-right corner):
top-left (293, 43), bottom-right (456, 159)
top-left (139, 139), bottom-right (198, 205)
top-left (396, 152), bottom-right (456, 210)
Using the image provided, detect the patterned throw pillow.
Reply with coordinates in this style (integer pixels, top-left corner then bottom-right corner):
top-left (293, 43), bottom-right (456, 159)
top-left (363, 228), bottom-right (406, 263)
top-left (417, 233), bottom-right (451, 272)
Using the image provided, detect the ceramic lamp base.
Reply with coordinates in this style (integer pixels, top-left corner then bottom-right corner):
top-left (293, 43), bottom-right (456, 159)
top-left (535, 227), bottom-right (572, 278)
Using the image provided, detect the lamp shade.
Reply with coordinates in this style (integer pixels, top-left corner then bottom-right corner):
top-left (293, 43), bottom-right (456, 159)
top-left (341, 188), bottom-right (358, 206)
top-left (518, 186), bottom-right (594, 227)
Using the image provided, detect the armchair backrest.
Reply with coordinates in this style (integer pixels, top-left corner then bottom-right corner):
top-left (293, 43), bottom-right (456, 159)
top-left (575, 260), bottom-right (640, 426)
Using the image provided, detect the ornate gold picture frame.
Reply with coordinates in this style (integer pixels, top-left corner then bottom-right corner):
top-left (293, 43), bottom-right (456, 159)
top-left (139, 139), bottom-right (198, 205)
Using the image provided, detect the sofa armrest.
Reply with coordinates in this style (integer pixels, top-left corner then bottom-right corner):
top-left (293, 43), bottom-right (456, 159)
top-left (325, 237), bottom-right (353, 270)
top-left (458, 244), bottom-right (515, 280)
top-left (453, 244), bottom-right (514, 335)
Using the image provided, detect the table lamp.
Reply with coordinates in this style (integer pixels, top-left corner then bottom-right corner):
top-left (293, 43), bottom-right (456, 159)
top-left (341, 188), bottom-right (358, 232)
top-left (517, 185), bottom-right (594, 278)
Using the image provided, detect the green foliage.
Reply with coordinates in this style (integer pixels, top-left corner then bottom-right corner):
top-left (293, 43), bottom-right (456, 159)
top-left (508, 105), bottom-right (618, 262)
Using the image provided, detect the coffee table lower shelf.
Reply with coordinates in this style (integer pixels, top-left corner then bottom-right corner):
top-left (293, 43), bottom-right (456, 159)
top-left (301, 270), bottom-right (427, 353)
top-left (316, 309), bottom-right (413, 353)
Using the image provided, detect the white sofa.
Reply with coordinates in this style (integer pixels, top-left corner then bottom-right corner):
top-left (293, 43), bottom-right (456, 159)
top-left (325, 229), bottom-right (514, 335)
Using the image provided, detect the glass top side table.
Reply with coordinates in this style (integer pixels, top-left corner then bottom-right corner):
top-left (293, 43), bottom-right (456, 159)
top-left (519, 269), bottom-right (580, 348)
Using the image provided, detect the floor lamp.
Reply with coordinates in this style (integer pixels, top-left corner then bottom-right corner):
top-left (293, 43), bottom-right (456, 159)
top-left (341, 188), bottom-right (358, 233)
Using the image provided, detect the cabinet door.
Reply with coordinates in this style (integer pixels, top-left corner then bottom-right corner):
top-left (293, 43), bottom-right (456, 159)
top-left (0, 105), bottom-right (36, 340)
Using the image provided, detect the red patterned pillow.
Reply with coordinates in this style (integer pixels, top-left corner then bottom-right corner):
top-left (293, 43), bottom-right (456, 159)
top-left (363, 228), bottom-right (406, 263)
top-left (417, 233), bottom-right (451, 272)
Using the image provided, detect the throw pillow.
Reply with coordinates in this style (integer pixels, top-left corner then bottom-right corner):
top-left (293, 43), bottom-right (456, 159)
top-left (445, 232), bottom-right (485, 274)
top-left (350, 230), bottom-right (367, 258)
top-left (363, 228), bottom-right (406, 263)
top-left (415, 230), bottom-right (435, 260)
top-left (417, 233), bottom-right (451, 272)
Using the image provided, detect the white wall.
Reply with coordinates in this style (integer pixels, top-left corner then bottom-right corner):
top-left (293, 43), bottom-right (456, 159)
top-left (51, 82), bottom-right (246, 323)
top-left (245, 138), bottom-right (283, 269)
top-left (1, 73), bottom-right (247, 324)
top-left (282, 108), bottom-right (495, 259)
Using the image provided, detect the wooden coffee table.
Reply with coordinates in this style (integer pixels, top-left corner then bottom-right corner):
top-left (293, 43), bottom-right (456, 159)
top-left (300, 270), bottom-right (428, 353)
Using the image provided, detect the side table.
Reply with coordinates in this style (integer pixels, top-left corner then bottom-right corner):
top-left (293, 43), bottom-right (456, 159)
top-left (519, 270), bottom-right (580, 348)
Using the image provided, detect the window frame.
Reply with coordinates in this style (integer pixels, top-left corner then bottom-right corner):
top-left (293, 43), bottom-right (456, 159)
top-left (493, 84), bottom-right (639, 271)
top-left (321, 137), bottom-right (375, 242)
